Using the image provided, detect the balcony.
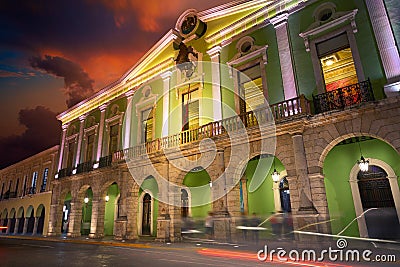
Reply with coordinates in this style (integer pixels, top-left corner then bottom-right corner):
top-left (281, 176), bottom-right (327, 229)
top-left (76, 161), bottom-right (94, 174)
top-left (99, 155), bottom-right (112, 168)
top-left (58, 167), bottom-right (72, 178)
top-left (113, 95), bottom-right (311, 162)
top-left (313, 79), bottom-right (374, 114)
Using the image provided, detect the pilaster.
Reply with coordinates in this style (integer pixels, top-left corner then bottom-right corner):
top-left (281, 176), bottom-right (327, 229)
top-left (270, 12), bottom-right (297, 100)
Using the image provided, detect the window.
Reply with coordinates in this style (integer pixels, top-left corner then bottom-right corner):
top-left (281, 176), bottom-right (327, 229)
top-left (182, 88), bottom-right (199, 131)
top-left (31, 171), bottom-right (38, 194)
top-left (141, 108), bottom-right (154, 143)
top-left (41, 168), bottom-right (49, 192)
top-left (15, 179), bottom-right (19, 196)
top-left (317, 33), bottom-right (358, 91)
top-left (22, 176), bottom-right (27, 196)
top-left (109, 124), bottom-right (119, 154)
top-left (66, 142), bottom-right (76, 169)
top-left (238, 65), bottom-right (264, 114)
top-left (85, 133), bottom-right (95, 162)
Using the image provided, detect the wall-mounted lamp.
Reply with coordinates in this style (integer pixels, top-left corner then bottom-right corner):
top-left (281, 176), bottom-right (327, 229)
top-left (105, 194), bottom-right (110, 202)
top-left (84, 196), bottom-right (89, 204)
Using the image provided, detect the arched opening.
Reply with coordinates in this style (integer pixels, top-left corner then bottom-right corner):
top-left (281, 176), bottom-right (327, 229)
top-left (26, 206), bottom-right (35, 234)
top-left (142, 193), bottom-right (152, 235)
top-left (2, 209), bottom-right (8, 233)
top-left (138, 176), bottom-right (158, 236)
top-left (181, 188), bottom-right (189, 218)
top-left (182, 167), bottom-right (211, 220)
top-left (81, 187), bottom-right (93, 236)
top-left (242, 155), bottom-right (284, 216)
top-left (36, 206), bottom-right (45, 235)
top-left (104, 183), bottom-right (120, 236)
top-left (324, 136), bottom-right (400, 238)
top-left (9, 209), bottom-right (16, 234)
top-left (17, 209), bottom-right (24, 234)
top-left (62, 192), bottom-right (72, 234)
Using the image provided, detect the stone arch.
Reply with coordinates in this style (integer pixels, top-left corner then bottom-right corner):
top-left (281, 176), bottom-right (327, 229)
top-left (26, 205), bottom-right (35, 234)
top-left (17, 207), bottom-right (24, 218)
top-left (1, 208), bottom-right (8, 219)
top-left (349, 159), bottom-right (400, 237)
top-left (36, 204), bottom-right (45, 217)
top-left (318, 131), bottom-right (399, 170)
top-left (9, 208), bottom-right (16, 218)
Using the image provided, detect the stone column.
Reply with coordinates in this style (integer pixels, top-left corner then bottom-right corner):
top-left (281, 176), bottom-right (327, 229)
top-left (32, 217), bottom-right (39, 235)
top-left (270, 13), bottom-right (298, 100)
top-left (67, 201), bottom-right (81, 237)
top-left (57, 123), bottom-right (69, 172)
top-left (156, 162), bottom-right (171, 242)
top-left (365, 0), bottom-right (400, 96)
top-left (6, 219), bottom-right (11, 234)
top-left (14, 218), bottom-right (19, 235)
top-left (74, 115), bottom-right (87, 168)
top-left (22, 218), bottom-right (29, 235)
top-left (89, 199), bottom-right (104, 238)
top-left (291, 134), bottom-right (314, 211)
top-left (309, 172), bottom-right (330, 234)
top-left (123, 91), bottom-right (134, 149)
top-left (207, 46), bottom-right (223, 121)
top-left (47, 204), bottom-right (60, 236)
top-left (211, 150), bottom-right (231, 241)
top-left (160, 72), bottom-right (172, 137)
top-left (95, 104), bottom-right (108, 164)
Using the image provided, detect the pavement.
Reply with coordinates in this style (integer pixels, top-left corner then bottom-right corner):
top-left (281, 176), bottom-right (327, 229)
top-left (1, 232), bottom-right (399, 255)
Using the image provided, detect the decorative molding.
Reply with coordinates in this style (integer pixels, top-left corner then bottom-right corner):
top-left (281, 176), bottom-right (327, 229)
top-left (228, 45), bottom-right (268, 66)
top-left (299, 9), bottom-right (358, 52)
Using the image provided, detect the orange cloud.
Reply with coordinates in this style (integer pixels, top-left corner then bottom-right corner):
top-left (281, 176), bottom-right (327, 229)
top-left (92, 0), bottom-right (184, 32)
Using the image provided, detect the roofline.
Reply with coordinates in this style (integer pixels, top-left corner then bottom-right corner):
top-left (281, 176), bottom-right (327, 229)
top-left (0, 145), bottom-right (59, 173)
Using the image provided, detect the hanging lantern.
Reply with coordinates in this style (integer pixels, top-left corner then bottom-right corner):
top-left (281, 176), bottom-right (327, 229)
top-left (358, 156), bottom-right (369, 172)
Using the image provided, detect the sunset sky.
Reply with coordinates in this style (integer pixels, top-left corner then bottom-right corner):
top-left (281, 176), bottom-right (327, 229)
top-left (0, 0), bottom-right (233, 168)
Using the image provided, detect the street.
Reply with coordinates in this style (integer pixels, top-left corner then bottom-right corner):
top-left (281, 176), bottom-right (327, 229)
top-left (0, 237), bottom-right (399, 267)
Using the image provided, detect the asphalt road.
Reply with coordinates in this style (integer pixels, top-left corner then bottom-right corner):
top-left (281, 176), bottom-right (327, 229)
top-left (0, 237), bottom-right (399, 267)
top-left (0, 238), bottom-right (268, 267)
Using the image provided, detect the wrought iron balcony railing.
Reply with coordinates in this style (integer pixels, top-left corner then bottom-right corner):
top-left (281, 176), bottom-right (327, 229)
top-left (113, 95), bottom-right (311, 162)
top-left (58, 167), bottom-right (72, 178)
top-left (99, 155), bottom-right (112, 168)
top-left (76, 161), bottom-right (94, 174)
top-left (313, 79), bottom-right (374, 114)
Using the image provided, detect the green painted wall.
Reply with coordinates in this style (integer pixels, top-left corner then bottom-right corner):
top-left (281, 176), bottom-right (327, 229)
top-left (138, 177), bottom-right (159, 236)
top-left (324, 138), bottom-right (400, 237)
top-left (183, 169), bottom-right (211, 219)
top-left (245, 157), bottom-right (283, 217)
top-left (81, 188), bottom-right (93, 235)
top-left (104, 183), bottom-right (120, 236)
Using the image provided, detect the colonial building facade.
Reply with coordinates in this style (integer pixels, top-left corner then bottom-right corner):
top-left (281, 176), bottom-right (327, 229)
top-left (1, 0), bottom-right (399, 241)
top-left (0, 146), bottom-right (59, 236)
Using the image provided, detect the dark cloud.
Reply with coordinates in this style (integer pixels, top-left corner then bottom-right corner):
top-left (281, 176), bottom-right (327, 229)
top-left (0, 106), bottom-right (61, 169)
top-left (30, 55), bottom-right (94, 108)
